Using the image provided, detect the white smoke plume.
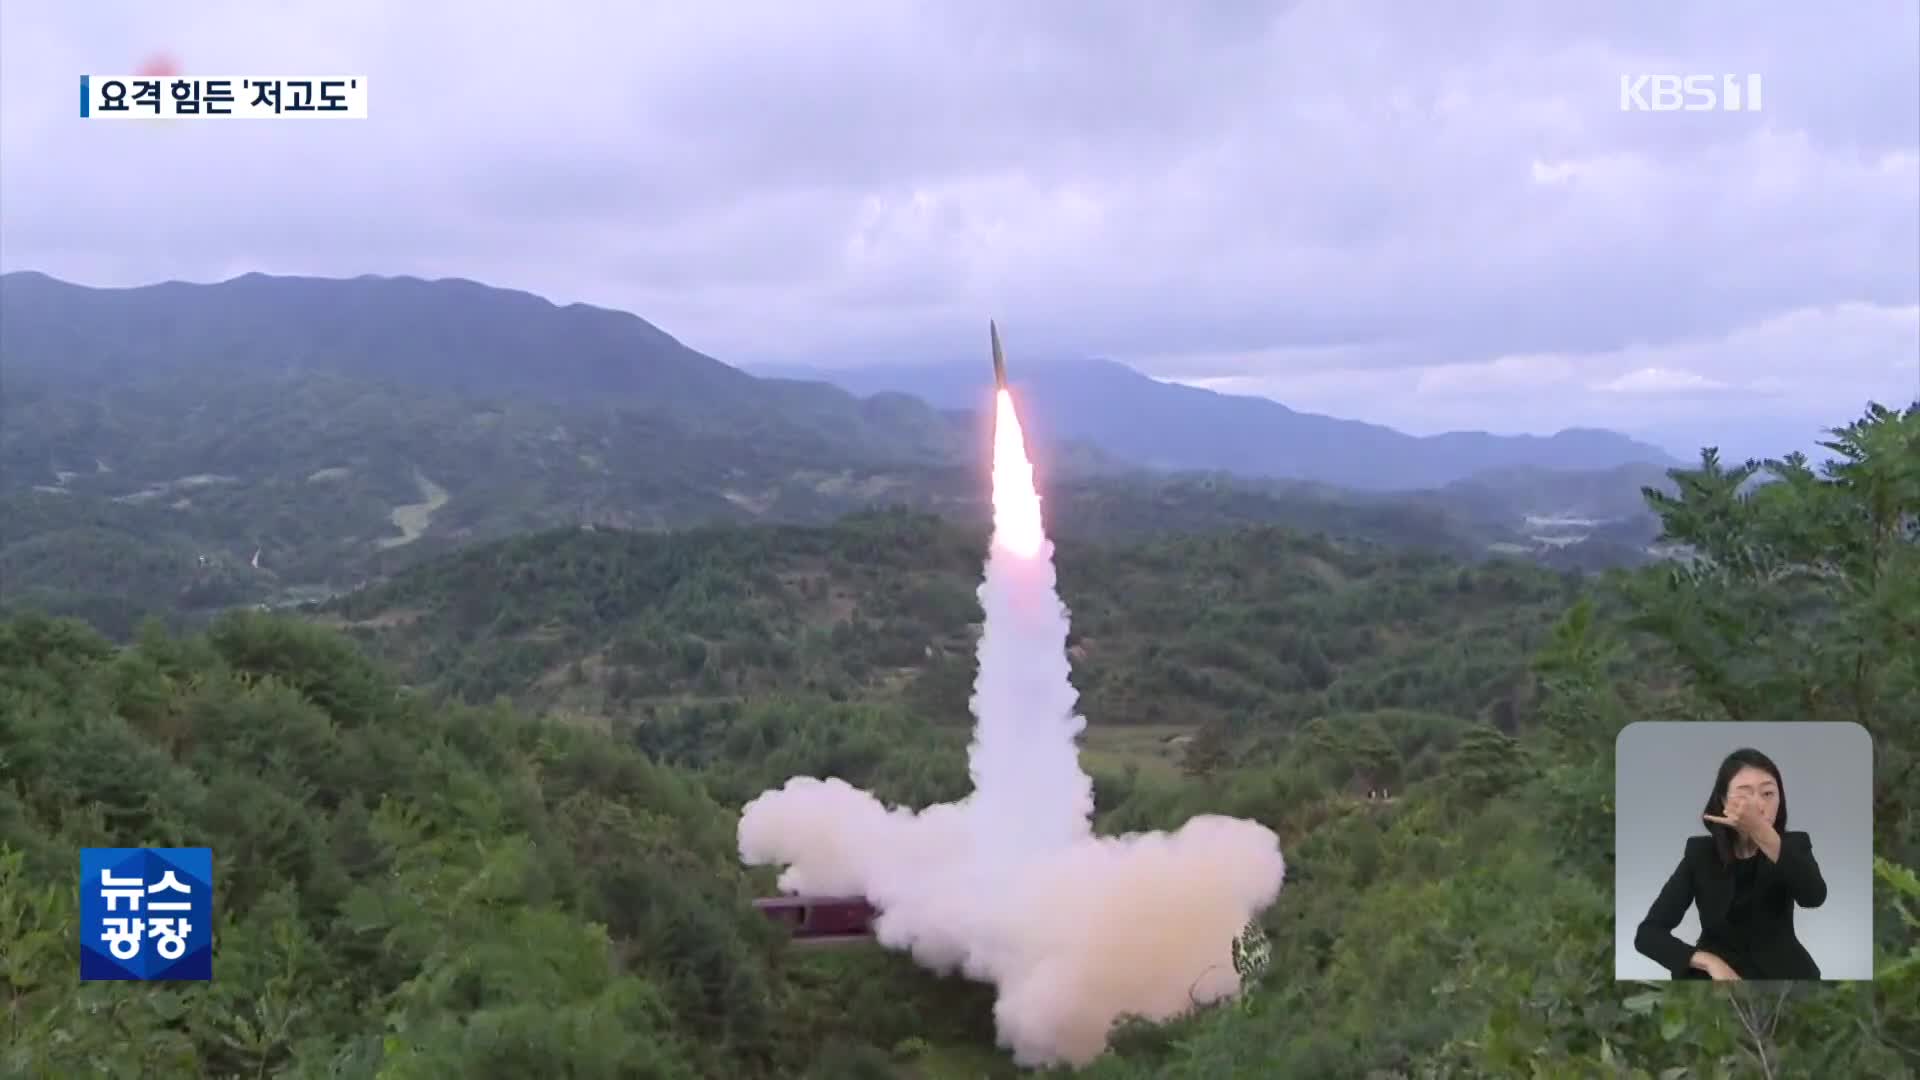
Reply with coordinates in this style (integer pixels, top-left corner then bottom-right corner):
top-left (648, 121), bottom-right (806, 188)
top-left (738, 388), bottom-right (1287, 1067)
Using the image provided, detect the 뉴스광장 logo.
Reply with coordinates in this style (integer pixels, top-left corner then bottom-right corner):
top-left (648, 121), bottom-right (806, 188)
top-left (79, 847), bottom-right (213, 981)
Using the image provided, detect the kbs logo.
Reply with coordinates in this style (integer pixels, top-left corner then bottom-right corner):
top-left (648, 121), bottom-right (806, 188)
top-left (1620, 74), bottom-right (1763, 113)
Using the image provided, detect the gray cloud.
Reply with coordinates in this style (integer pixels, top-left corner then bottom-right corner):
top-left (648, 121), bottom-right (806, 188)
top-left (1, 0), bottom-right (1914, 435)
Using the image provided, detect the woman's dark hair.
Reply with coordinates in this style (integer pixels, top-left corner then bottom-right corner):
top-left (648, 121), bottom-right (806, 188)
top-left (1703, 747), bottom-right (1787, 866)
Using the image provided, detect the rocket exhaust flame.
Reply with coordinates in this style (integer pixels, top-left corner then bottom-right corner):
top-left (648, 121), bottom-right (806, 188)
top-left (737, 324), bottom-right (1287, 1067)
top-left (991, 389), bottom-right (1045, 561)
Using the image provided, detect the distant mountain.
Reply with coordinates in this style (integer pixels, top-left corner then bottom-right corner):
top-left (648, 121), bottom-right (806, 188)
top-left (4, 270), bottom-right (1678, 491)
top-left (0, 270), bottom-right (979, 468)
top-left (2, 270), bottom-right (1681, 635)
top-left (751, 355), bottom-right (1682, 490)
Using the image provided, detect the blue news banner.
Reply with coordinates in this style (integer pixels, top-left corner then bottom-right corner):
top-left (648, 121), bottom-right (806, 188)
top-left (79, 848), bottom-right (213, 981)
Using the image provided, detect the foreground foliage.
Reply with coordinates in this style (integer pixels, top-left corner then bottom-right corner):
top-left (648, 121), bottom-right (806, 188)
top-left (1, 402), bottom-right (1914, 1077)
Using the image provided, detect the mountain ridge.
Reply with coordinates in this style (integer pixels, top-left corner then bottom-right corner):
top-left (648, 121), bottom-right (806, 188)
top-left (0, 270), bottom-right (978, 471)
top-left (1, 269), bottom-right (1682, 636)
top-left (6, 270), bottom-right (1676, 489)
top-left (748, 354), bottom-right (1680, 488)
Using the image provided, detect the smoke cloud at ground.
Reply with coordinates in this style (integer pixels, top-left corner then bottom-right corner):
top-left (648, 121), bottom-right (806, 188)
top-left (738, 390), bottom-right (1287, 1067)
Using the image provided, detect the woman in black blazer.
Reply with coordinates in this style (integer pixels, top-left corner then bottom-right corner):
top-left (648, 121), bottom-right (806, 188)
top-left (1634, 747), bottom-right (1828, 980)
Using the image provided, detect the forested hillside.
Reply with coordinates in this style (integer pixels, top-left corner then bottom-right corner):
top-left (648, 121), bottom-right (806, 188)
top-left (3, 271), bottom-right (1680, 640)
top-left (0, 366), bottom-right (982, 636)
top-left (2, 402), bottom-right (1914, 1078)
top-left (315, 514), bottom-right (1579, 763)
top-left (2, 365), bottom-right (1624, 640)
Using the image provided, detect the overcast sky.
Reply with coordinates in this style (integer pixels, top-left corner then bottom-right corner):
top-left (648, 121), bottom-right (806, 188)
top-left (2, 1), bottom-right (1915, 450)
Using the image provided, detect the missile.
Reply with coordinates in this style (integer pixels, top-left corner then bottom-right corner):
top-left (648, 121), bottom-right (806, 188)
top-left (990, 319), bottom-right (1008, 389)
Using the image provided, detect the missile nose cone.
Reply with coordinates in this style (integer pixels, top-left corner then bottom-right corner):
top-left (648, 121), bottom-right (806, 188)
top-left (990, 320), bottom-right (1007, 388)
